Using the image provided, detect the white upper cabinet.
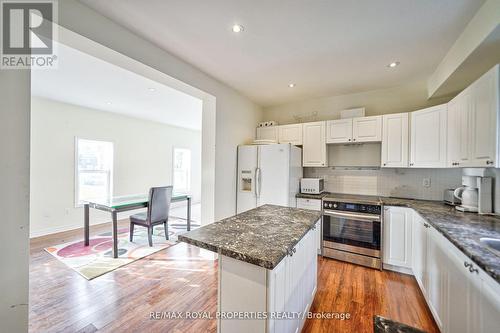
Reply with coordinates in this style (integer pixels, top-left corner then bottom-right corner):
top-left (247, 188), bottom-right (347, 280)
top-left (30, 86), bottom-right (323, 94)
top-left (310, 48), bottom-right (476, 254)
top-left (256, 126), bottom-right (278, 141)
top-left (353, 115), bottom-right (382, 142)
top-left (326, 119), bottom-right (353, 143)
top-left (469, 65), bottom-right (498, 167)
top-left (381, 113), bottom-right (409, 168)
top-left (447, 91), bottom-right (471, 167)
top-left (409, 104), bottom-right (447, 168)
top-left (278, 124), bottom-right (303, 145)
top-left (447, 65), bottom-right (499, 168)
top-left (326, 116), bottom-right (382, 144)
top-left (302, 121), bottom-right (327, 167)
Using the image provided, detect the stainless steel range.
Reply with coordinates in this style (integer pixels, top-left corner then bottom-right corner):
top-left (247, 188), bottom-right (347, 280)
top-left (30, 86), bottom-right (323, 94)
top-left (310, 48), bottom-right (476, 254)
top-left (322, 197), bottom-right (382, 270)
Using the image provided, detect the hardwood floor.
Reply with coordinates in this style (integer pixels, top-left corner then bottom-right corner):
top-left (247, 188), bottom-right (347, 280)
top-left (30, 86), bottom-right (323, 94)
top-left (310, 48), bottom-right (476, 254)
top-left (30, 223), bottom-right (438, 333)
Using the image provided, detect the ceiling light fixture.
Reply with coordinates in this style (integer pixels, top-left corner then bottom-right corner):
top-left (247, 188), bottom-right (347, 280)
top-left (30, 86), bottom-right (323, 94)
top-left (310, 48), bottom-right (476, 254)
top-left (232, 24), bottom-right (244, 33)
top-left (288, 83), bottom-right (296, 88)
top-left (106, 101), bottom-right (113, 105)
top-left (387, 61), bottom-right (400, 68)
top-left (148, 87), bottom-right (156, 92)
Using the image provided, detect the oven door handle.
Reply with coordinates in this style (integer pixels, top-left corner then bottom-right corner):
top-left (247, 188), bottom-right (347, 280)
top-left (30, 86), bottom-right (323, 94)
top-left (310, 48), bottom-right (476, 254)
top-left (323, 209), bottom-right (380, 221)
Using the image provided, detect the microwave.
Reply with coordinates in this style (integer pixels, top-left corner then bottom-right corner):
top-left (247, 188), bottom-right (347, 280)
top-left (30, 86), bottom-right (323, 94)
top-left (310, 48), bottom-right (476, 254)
top-left (300, 178), bottom-right (324, 194)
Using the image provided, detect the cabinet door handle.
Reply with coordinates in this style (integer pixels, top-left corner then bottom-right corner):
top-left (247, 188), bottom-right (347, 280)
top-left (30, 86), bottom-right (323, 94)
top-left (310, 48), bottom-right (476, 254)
top-left (486, 160), bottom-right (494, 165)
top-left (469, 265), bottom-right (479, 274)
top-left (348, 139), bottom-right (351, 142)
top-left (383, 163), bottom-right (387, 166)
top-left (353, 138), bottom-right (356, 141)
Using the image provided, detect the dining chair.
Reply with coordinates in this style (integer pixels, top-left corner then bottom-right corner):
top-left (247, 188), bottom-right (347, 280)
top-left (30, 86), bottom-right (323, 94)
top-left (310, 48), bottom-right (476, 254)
top-left (129, 186), bottom-right (173, 246)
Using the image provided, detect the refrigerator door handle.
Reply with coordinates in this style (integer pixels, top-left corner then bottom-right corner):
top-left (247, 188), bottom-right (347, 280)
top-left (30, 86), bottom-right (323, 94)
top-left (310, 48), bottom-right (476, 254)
top-left (258, 167), bottom-right (262, 197)
top-left (254, 167), bottom-right (259, 197)
top-left (255, 167), bottom-right (261, 198)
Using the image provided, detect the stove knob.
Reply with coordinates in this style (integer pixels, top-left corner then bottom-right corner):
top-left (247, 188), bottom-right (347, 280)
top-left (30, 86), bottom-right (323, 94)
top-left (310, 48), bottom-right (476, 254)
top-left (333, 204), bottom-right (337, 208)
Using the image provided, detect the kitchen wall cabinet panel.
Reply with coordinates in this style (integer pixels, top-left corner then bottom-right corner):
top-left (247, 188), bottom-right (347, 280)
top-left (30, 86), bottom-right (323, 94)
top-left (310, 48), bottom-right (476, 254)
top-left (409, 104), bottom-right (447, 168)
top-left (383, 207), bottom-right (412, 269)
top-left (278, 124), bottom-right (303, 145)
top-left (446, 65), bottom-right (499, 168)
top-left (326, 116), bottom-right (382, 144)
top-left (353, 115), bottom-right (382, 142)
top-left (469, 66), bottom-right (498, 167)
top-left (302, 121), bottom-right (327, 167)
top-left (256, 126), bottom-right (278, 141)
top-left (447, 91), bottom-right (471, 167)
top-left (326, 119), bottom-right (352, 143)
top-left (381, 113), bottom-right (409, 168)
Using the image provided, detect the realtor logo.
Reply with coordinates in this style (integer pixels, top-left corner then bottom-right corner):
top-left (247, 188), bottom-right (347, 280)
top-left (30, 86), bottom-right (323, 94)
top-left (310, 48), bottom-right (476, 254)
top-left (1, 0), bottom-right (58, 69)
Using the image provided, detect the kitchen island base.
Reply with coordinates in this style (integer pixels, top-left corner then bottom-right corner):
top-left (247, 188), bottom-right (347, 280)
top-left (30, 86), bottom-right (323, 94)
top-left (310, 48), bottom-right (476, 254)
top-left (218, 220), bottom-right (319, 333)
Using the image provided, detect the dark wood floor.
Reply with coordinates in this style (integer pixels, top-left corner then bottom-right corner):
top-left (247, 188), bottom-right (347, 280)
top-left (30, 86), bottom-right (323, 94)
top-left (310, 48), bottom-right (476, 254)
top-left (30, 221), bottom-right (438, 333)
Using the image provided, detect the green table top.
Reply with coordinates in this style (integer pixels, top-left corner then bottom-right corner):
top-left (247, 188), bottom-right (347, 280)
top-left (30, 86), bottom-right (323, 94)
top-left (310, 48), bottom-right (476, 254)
top-left (85, 193), bottom-right (189, 209)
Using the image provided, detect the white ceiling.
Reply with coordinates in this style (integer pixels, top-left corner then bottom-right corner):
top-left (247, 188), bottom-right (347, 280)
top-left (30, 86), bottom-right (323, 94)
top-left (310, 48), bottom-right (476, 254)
top-left (32, 42), bottom-right (203, 130)
top-left (80, 0), bottom-right (485, 107)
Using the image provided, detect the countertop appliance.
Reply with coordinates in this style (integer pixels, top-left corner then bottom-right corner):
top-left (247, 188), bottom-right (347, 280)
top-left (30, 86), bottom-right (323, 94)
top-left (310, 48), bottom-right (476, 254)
top-left (444, 189), bottom-right (461, 206)
top-left (300, 178), bottom-right (324, 194)
top-left (454, 175), bottom-right (492, 214)
top-left (237, 143), bottom-right (302, 214)
top-left (322, 198), bottom-right (382, 270)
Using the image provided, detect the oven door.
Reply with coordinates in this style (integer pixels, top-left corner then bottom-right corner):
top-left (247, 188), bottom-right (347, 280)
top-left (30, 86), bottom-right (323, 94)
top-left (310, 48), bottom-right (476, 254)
top-left (322, 209), bottom-right (381, 257)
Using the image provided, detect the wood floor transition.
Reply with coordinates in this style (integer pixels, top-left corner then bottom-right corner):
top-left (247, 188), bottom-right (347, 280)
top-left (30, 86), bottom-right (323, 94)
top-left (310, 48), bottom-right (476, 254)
top-left (29, 221), bottom-right (438, 333)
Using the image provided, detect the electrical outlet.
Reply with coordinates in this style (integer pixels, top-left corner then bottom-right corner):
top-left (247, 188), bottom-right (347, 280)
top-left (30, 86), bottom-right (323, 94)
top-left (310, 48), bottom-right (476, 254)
top-left (422, 178), bottom-right (431, 188)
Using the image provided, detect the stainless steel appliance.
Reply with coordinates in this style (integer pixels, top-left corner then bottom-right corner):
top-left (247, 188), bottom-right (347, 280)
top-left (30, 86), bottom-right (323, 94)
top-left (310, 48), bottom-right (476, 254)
top-left (444, 189), bottom-right (461, 206)
top-left (322, 199), bottom-right (382, 269)
top-left (300, 178), bottom-right (324, 194)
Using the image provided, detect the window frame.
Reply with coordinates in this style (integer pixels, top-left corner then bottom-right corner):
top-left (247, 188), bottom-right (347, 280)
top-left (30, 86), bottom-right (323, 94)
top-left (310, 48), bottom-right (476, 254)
top-left (172, 147), bottom-right (192, 194)
top-left (74, 137), bottom-right (114, 208)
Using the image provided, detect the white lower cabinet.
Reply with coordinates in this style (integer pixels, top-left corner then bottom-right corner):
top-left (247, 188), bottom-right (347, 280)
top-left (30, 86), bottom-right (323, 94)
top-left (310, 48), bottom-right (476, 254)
top-left (383, 207), bottom-right (412, 270)
top-left (296, 199), bottom-right (322, 254)
top-left (267, 222), bottom-right (319, 333)
top-left (395, 209), bottom-right (500, 333)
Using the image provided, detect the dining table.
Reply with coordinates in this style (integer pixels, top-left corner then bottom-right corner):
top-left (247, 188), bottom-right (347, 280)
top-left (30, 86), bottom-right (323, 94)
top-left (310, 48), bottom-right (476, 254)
top-left (83, 193), bottom-right (191, 258)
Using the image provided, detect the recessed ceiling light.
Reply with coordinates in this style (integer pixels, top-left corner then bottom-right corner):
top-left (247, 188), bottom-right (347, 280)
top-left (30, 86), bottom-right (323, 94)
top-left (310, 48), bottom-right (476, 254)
top-left (232, 24), bottom-right (244, 33)
top-left (148, 87), bottom-right (156, 92)
top-left (106, 101), bottom-right (113, 105)
top-left (387, 61), bottom-right (400, 68)
top-left (288, 83), bottom-right (296, 88)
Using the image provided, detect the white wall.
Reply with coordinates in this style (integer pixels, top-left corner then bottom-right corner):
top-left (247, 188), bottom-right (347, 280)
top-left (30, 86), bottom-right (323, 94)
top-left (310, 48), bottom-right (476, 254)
top-left (58, 0), bottom-right (262, 221)
top-left (262, 80), bottom-right (450, 124)
top-left (30, 96), bottom-right (202, 237)
top-left (0, 70), bottom-right (30, 332)
top-left (305, 167), bottom-right (462, 201)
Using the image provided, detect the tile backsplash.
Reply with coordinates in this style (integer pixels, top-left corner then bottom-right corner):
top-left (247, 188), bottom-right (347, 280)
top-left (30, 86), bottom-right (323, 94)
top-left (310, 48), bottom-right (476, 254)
top-left (305, 167), bottom-right (462, 201)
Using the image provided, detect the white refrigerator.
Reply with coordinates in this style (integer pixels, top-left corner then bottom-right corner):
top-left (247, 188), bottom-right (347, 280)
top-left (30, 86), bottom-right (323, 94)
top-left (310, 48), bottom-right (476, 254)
top-left (237, 143), bottom-right (303, 214)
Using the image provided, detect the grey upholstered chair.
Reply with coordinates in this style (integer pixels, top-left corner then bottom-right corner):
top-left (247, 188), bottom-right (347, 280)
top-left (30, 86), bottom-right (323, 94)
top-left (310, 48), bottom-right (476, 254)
top-left (129, 186), bottom-right (173, 246)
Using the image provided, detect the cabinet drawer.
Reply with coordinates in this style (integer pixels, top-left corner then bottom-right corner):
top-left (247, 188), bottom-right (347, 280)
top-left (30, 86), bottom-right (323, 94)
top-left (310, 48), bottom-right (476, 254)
top-left (297, 198), bottom-right (322, 211)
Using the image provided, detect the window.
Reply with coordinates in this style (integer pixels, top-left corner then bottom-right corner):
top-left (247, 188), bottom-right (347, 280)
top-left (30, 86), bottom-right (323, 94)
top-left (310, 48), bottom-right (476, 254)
top-left (173, 148), bottom-right (191, 193)
top-left (76, 138), bottom-right (113, 206)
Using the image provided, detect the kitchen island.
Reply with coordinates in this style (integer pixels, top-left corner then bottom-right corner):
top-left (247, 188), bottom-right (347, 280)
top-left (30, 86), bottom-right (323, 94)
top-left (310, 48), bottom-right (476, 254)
top-left (179, 204), bottom-right (322, 333)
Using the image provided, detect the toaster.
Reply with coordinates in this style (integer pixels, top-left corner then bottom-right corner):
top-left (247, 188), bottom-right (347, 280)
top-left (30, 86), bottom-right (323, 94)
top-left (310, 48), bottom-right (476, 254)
top-left (444, 189), bottom-right (461, 206)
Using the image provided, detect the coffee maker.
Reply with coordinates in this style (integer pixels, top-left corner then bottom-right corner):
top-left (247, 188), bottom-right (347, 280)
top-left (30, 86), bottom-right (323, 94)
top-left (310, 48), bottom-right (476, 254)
top-left (453, 175), bottom-right (492, 214)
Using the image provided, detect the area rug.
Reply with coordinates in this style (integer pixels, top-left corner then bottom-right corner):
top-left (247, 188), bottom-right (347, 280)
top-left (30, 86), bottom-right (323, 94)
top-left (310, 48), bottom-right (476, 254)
top-left (45, 220), bottom-right (190, 280)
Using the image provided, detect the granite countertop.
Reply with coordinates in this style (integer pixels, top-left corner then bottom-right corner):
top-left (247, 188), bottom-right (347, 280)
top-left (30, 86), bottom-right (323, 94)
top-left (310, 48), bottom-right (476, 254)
top-left (374, 315), bottom-right (427, 333)
top-left (296, 192), bottom-right (331, 200)
top-left (178, 204), bottom-right (322, 269)
top-left (381, 197), bottom-right (500, 284)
